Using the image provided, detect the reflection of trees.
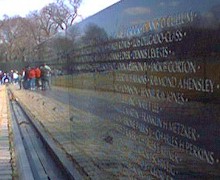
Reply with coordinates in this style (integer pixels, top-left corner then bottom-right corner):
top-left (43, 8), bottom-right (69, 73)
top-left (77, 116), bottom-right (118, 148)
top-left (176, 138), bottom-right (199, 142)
top-left (52, 35), bottom-right (73, 59)
top-left (51, 35), bottom-right (75, 72)
top-left (81, 23), bottom-right (108, 45)
top-left (66, 26), bottom-right (81, 43)
top-left (65, 24), bottom-right (110, 72)
top-left (66, 4), bottom-right (220, 80)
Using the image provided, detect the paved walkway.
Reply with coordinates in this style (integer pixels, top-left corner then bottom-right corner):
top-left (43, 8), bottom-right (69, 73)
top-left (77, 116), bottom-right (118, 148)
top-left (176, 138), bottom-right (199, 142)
top-left (0, 86), bottom-right (13, 180)
top-left (10, 86), bottom-right (110, 179)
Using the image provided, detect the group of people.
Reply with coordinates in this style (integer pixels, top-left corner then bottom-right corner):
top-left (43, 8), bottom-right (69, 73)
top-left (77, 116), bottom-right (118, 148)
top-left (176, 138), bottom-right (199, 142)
top-left (0, 69), bottom-right (22, 85)
top-left (21, 63), bottom-right (52, 90)
top-left (0, 63), bottom-right (52, 91)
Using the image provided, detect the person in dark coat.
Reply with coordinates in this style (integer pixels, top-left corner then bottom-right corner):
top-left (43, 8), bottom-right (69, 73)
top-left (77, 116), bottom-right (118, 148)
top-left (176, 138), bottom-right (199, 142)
top-left (40, 63), bottom-right (51, 90)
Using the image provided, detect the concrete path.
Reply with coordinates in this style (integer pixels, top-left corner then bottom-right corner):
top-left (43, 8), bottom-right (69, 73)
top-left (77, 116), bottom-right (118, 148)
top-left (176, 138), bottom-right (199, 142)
top-left (0, 86), bottom-right (13, 180)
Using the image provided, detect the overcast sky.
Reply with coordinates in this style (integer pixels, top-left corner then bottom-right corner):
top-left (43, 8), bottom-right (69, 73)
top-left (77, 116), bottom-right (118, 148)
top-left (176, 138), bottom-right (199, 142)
top-left (0, 0), bottom-right (120, 20)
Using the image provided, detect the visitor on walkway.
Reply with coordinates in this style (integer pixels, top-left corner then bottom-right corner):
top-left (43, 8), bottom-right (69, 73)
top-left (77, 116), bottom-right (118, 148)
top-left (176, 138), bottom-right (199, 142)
top-left (28, 67), bottom-right (36, 90)
top-left (41, 63), bottom-right (51, 90)
top-left (1, 72), bottom-right (11, 84)
top-left (23, 66), bottom-right (30, 89)
top-left (18, 72), bottom-right (23, 89)
top-left (35, 66), bottom-right (42, 89)
top-left (12, 70), bottom-right (19, 84)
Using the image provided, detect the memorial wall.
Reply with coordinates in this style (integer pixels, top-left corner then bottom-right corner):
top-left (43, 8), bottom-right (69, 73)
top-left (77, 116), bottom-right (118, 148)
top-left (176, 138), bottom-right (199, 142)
top-left (60, 0), bottom-right (220, 179)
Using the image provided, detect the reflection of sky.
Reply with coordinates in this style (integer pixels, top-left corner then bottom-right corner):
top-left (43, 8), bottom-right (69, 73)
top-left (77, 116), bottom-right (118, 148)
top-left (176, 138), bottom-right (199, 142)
top-left (72, 0), bottom-right (220, 37)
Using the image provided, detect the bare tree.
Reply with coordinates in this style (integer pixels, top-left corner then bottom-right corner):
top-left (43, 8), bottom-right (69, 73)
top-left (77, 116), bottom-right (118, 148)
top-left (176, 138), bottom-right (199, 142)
top-left (35, 9), bottom-right (58, 39)
top-left (43, 0), bottom-right (82, 30)
top-left (0, 0), bottom-right (82, 62)
top-left (0, 16), bottom-right (29, 61)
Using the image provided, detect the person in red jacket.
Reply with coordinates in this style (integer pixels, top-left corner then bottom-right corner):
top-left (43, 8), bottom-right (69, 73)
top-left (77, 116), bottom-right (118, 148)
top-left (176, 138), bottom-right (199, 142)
top-left (28, 67), bottom-right (36, 90)
top-left (35, 66), bottom-right (41, 89)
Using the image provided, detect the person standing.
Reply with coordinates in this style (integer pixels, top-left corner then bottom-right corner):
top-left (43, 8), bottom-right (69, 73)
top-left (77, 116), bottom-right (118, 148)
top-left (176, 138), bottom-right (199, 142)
top-left (28, 67), bottom-right (36, 90)
top-left (12, 70), bottom-right (19, 84)
top-left (41, 63), bottom-right (51, 90)
top-left (35, 66), bottom-right (41, 89)
top-left (18, 72), bottom-right (23, 89)
top-left (23, 66), bottom-right (30, 89)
